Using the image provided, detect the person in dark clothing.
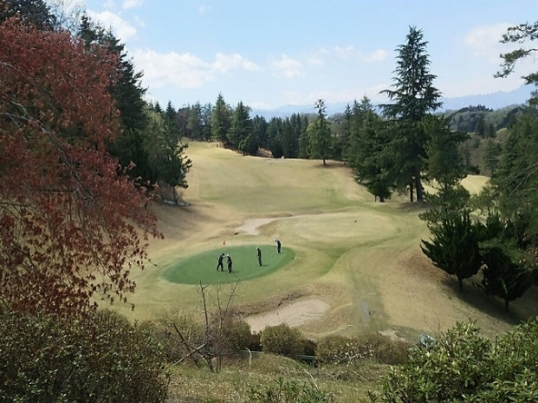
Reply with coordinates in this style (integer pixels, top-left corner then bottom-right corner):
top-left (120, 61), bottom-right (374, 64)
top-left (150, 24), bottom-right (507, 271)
top-left (256, 247), bottom-right (262, 266)
top-left (275, 239), bottom-right (281, 254)
top-left (216, 253), bottom-right (225, 271)
top-left (226, 254), bottom-right (233, 273)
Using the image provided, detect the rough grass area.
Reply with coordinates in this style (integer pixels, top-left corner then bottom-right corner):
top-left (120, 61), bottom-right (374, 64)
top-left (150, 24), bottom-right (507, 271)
top-left (162, 245), bottom-right (295, 284)
top-left (109, 141), bottom-right (538, 344)
top-left (166, 354), bottom-right (388, 403)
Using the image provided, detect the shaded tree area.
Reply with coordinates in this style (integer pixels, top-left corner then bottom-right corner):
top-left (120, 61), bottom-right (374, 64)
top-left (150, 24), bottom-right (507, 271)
top-left (78, 16), bottom-right (191, 202)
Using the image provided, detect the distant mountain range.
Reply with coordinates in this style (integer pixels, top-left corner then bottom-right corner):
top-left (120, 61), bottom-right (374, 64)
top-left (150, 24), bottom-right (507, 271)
top-left (252, 85), bottom-right (535, 120)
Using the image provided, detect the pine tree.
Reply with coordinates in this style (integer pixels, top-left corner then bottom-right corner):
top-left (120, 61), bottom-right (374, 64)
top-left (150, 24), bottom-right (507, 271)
top-left (381, 26), bottom-right (442, 202)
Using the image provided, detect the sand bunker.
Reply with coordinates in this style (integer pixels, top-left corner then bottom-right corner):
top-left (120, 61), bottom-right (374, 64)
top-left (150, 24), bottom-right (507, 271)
top-left (245, 299), bottom-right (330, 333)
top-left (235, 218), bottom-right (276, 235)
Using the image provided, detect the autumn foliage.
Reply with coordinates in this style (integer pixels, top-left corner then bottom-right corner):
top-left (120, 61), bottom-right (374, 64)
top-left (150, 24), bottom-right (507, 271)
top-left (0, 16), bottom-right (160, 315)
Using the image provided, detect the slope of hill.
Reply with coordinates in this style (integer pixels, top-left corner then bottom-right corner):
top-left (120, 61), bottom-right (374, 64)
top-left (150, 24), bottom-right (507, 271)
top-left (113, 142), bottom-right (538, 344)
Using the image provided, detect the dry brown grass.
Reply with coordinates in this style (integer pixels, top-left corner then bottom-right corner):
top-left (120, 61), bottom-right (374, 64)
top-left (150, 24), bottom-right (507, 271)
top-left (110, 141), bottom-right (538, 345)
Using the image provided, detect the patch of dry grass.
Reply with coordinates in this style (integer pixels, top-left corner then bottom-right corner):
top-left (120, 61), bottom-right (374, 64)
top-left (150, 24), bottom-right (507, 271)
top-left (109, 141), bottom-right (538, 344)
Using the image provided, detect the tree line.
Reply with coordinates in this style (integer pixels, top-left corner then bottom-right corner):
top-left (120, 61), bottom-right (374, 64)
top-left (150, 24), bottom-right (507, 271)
top-left (176, 24), bottom-right (538, 313)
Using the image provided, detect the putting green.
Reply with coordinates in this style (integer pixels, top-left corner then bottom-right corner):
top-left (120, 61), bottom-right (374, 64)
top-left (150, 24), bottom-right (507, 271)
top-left (162, 245), bottom-right (295, 285)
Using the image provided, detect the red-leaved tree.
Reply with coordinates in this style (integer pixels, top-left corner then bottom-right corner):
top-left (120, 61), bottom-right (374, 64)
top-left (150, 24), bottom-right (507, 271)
top-left (0, 16), bottom-right (160, 315)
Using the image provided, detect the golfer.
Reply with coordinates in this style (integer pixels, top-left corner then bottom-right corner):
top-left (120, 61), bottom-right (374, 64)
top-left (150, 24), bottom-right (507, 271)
top-left (256, 247), bottom-right (262, 266)
top-left (275, 239), bottom-right (281, 254)
top-left (216, 253), bottom-right (225, 271)
top-left (226, 254), bottom-right (233, 273)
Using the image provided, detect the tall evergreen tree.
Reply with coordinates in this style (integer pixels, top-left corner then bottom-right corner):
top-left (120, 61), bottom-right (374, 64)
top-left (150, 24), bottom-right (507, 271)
top-left (309, 99), bottom-right (332, 166)
top-left (211, 93), bottom-right (231, 145)
top-left (347, 98), bottom-right (392, 202)
top-left (228, 101), bottom-right (252, 151)
top-left (79, 16), bottom-right (151, 183)
top-left (187, 102), bottom-right (204, 140)
top-left (252, 115), bottom-right (268, 149)
top-left (381, 26), bottom-right (442, 202)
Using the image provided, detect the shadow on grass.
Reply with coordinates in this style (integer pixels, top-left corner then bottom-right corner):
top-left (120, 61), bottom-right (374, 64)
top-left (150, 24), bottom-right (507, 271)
top-left (448, 277), bottom-right (538, 327)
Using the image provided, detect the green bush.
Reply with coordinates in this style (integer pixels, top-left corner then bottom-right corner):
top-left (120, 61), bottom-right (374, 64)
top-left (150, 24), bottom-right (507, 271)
top-left (260, 324), bottom-right (303, 356)
top-left (370, 320), bottom-right (538, 402)
top-left (248, 377), bottom-right (334, 403)
top-left (0, 309), bottom-right (169, 403)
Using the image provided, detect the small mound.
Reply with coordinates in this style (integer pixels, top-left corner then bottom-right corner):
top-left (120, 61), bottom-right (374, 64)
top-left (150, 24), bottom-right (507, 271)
top-left (161, 245), bottom-right (295, 285)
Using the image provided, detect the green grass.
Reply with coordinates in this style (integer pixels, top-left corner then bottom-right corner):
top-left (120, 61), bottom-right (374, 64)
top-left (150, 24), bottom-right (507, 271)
top-left (161, 245), bottom-right (295, 284)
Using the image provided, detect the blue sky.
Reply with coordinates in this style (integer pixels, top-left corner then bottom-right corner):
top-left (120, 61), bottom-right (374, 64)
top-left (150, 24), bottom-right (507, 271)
top-left (72, 1), bottom-right (537, 110)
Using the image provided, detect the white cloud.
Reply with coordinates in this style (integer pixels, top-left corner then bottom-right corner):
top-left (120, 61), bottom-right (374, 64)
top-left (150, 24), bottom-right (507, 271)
top-left (334, 45), bottom-right (356, 59)
top-left (131, 49), bottom-right (259, 89)
top-left (361, 49), bottom-right (387, 63)
top-left (87, 10), bottom-right (137, 41)
top-left (464, 23), bottom-right (512, 62)
top-left (199, 5), bottom-right (212, 14)
top-left (213, 53), bottom-right (259, 73)
top-left (122, 0), bottom-right (143, 9)
top-left (271, 54), bottom-right (303, 78)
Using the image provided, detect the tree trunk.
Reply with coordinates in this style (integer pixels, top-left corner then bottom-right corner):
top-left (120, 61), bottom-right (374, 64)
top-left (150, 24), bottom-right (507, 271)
top-left (505, 299), bottom-right (510, 313)
top-left (415, 168), bottom-right (423, 202)
top-left (409, 181), bottom-right (414, 202)
top-left (458, 277), bottom-right (463, 291)
top-left (379, 195), bottom-right (385, 203)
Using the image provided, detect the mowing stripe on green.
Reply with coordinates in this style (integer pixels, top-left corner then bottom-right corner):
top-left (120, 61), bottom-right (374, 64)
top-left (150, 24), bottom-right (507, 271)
top-left (161, 245), bottom-right (295, 285)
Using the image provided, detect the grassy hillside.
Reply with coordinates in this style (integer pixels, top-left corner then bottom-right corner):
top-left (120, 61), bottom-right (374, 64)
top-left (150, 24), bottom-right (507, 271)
top-left (110, 141), bottom-right (538, 343)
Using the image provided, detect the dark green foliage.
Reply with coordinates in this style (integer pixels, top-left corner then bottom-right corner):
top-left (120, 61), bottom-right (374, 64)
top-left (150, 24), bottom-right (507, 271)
top-left (493, 112), bottom-right (538, 247)
top-left (228, 101), bottom-right (252, 151)
top-left (0, 309), bottom-right (169, 403)
top-left (252, 115), bottom-right (269, 149)
top-left (381, 26), bottom-right (442, 202)
top-left (0, 0), bottom-right (57, 30)
top-left (482, 138), bottom-right (501, 176)
top-left (480, 243), bottom-right (532, 312)
top-left (371, 320), bottom-right (538, 402)
top-left (260, 324), bottom-right (304, 356)
top-left (249, 377), bottom-right (334, 403)
top-left (144, 104), bottom-right (192, 202)
top-left (309, 99), bottom-right (332, 165)
top-left (421, 210), bottom-right (482, 291)
top-left (211, 93), bottom-right (232, 144)
top-left (423, 115), bottom-right (468, 193)
top-left (347, 97), bottom-right (393, 202)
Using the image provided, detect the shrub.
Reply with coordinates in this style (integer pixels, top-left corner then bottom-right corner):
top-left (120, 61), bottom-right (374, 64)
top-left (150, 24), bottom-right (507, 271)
top-left (260, 324), bottom-right (304, 356)
top-left (358, 333), bottom-right (410, 365)
top-left (0, 309), bottom-right (169, 403)
top-left (370, 320), bottom-right (538, 402)
top-left (316, 333), bottom-right (410, 366)
top-left (316, 335), bottom-right (358, 364)
top-left (219, 315), bottom-right (253, 353)
top-left (248, 377), bottom-right (334, 403)
top-left (141, 310), bottom-right (205, 363)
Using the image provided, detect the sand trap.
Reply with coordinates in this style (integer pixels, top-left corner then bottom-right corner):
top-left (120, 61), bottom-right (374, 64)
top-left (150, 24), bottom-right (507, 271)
top-left (235, 218), bottom-right (276, 235)
top-left (245, 299), bottom-right (330, 332)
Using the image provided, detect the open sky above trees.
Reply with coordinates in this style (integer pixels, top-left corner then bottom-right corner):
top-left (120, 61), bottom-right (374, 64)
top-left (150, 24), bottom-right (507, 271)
top-left (73, 0), bottom-right (538, 110)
